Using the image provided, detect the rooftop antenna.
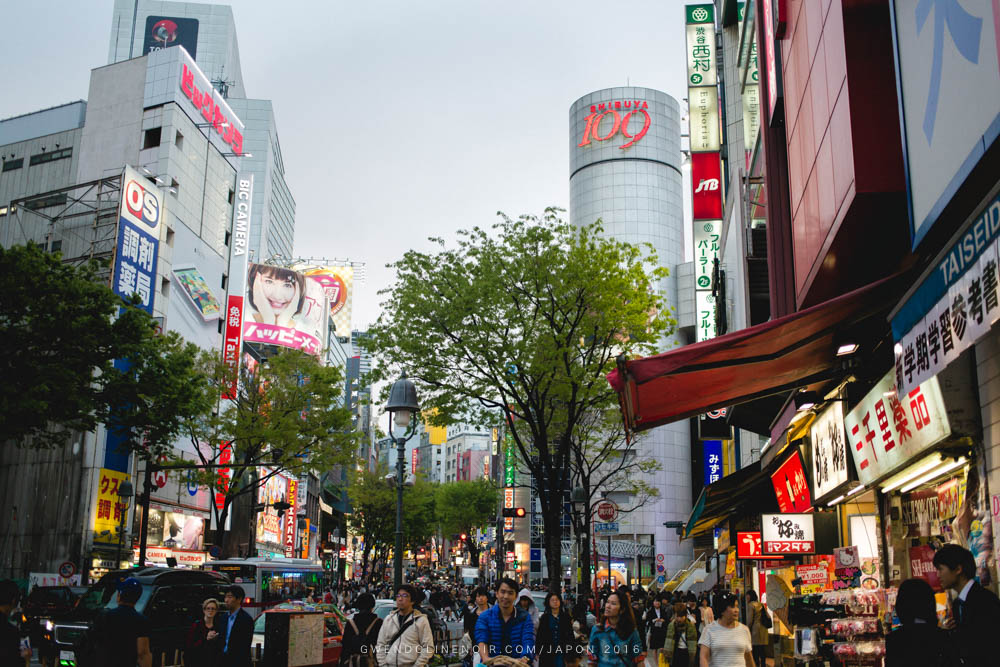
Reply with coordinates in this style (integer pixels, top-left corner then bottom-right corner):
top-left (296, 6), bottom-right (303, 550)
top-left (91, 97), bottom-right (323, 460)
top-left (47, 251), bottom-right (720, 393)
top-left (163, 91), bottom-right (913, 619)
top-left (211, 65), bottom-right (235, 99)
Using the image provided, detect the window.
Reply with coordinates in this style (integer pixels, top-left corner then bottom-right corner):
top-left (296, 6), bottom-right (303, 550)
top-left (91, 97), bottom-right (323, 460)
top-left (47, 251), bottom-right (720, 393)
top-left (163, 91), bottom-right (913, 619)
top-left (2, 158), bottom-right (23, 172)
top-left (49, 239), bottom-right (62, 254)
top-left (24, 193), bottom-right (68, 210)
top-left (161, 276), bottom-right (170, 299)
top-left (165, 227), bottom-right (175, 247)
top-left (221, 274), bottom-right (228, 290)
top-left (143, 127), bottom-right (162, 149)
top-left (228, 188), bottom-right (235, 205)
top-left (29, 148), bottom-right (72, 166)
top-left (224, 230), bottom-right (232, 247)
top-left (175, 129), bottom-right (184, 150)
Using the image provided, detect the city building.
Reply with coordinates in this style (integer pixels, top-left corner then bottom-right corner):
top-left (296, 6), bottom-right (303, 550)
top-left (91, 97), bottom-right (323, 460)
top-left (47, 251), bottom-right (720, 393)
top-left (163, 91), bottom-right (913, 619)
top-left (444, 423), bottom-right (491, 483)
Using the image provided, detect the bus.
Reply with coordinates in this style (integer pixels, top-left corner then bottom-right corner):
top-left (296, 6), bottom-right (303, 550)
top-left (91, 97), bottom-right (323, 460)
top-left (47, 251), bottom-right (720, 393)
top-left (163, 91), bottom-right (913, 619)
top-left (203, 558), bottom-right (326, 611)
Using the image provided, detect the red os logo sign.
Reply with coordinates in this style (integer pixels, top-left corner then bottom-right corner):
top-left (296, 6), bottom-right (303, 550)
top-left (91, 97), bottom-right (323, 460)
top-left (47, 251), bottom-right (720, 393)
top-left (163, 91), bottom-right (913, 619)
top-left (578, 100), bottom-right (652, 150)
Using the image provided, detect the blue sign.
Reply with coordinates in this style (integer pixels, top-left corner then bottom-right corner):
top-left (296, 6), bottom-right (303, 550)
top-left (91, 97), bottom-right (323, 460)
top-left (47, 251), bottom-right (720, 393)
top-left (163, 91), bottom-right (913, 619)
top-left (530, 548), bottom-right (541, 562)
top-left (112, 219), bottom-right (159, 313)
top-left (704, 440), bottom-right (722, 485)
top-left (186, 470), bottom-right (198, 496)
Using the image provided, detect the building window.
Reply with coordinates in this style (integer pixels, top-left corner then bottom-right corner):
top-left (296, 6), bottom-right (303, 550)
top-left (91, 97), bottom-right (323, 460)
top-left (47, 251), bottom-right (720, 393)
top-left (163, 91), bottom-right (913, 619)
top-left (221, 274), bottom-right (228, 290)
top-left (161, 276), bottom-right (170, 299)
top-left (143, 127), bottom-right (162, 149)
top-left (2, 158), bottom-right (23, 172)
top-left (228, 188), bottom-right (235, 205)
top-left (165, 226), bottom-right (175, 247)
top-left (28, 148), bottom-right (72, 166)
top-left (49, 239), bottom-right (62, 253)
top-left (175, 130), bottom-right (184, 150)
top-left (24, 193), bottom-right (68, 209)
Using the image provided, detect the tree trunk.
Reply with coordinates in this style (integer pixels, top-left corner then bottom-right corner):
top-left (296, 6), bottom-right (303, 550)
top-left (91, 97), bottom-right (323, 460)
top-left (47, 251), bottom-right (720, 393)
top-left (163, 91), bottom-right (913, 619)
top-left (214, 504), bottom-right (230, 554)
top-left (541, 499), bottom-right (563, 591)
top-left (579, 508), bottom-right (593, 596)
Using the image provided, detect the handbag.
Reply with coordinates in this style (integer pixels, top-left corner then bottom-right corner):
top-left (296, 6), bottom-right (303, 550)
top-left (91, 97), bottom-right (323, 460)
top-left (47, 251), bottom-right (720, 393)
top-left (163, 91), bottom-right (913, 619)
top-left (657, 650), bottom-right (670, 667)
top-left (759, 605), bottom-right (772, 629)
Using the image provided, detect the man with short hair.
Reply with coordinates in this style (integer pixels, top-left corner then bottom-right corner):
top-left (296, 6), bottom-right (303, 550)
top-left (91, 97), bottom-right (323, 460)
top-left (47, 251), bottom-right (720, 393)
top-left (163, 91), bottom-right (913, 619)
top-left (475, 577), bottom-right (534, 664)
top-left (92, 577), bottom-right (152, 667)
top-left (934, 543), bottom-right (1000, 665)
top-left (375, 584), bottom-right (435, 667)
top-left (221, 584), bottom-right (254, 667)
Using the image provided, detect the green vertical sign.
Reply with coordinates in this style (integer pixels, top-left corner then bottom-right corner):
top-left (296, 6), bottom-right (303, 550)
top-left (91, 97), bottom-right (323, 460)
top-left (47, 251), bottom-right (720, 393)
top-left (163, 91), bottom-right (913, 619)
top-left (504, 433), bottom-right (516, 486)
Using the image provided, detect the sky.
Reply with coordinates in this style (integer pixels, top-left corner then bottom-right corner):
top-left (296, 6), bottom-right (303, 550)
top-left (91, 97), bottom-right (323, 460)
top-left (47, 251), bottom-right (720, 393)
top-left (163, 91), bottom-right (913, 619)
top-left (1, 0), bottom-right (690, 331)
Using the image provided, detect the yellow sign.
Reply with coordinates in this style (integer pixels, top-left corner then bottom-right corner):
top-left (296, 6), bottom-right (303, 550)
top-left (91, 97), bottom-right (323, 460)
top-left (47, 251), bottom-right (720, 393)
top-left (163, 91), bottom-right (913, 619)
top-left (423, 410), bottom-right (447, 445)
top-left (93, 468), bottom-right (130, 544)
top-left (725, 550), bottom-right (737, 576)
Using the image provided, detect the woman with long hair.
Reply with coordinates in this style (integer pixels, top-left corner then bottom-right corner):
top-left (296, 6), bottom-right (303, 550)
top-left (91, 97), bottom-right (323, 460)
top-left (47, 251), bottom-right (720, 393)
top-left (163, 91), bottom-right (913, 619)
top-left (537, 591), bottom-right (578, 667)
top-left (588, 590), bottom-right (645, 667)
top-left (184, 598), bottom-right (223, 667)
top-left (643, 597), bottom-right (669, 667)
top-left (663, 603), bottom-right (698, 667)
top-left (885, 578), bottom-right (956, 667)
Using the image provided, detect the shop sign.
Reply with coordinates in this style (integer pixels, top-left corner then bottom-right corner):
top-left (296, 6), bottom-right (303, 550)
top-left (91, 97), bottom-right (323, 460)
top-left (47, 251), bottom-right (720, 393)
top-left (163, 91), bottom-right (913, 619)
top-left (699, 408), bottom-right (732, 440)
top-left (796, 563), bottom-right (829, 593)
top-left (688, 86), bottom-right (720, 153)
top-left (736, 531), bottom-right (781, 560)
top-left (893, 194), bottom-right (1000, 394)
top-left (685, 6), bottom-right (716, 87)
top-left (742, 84), bottom-right (760, 167)
top-left (902, 488), bottom-right (940, 531)
top-left (692, 154), bottom-right (723, 220)
top-left (810, 402), bottom-right (849, 500)
top-left (30, 572), bottom-right (82, 588)
top-left (693, 220), bottom-right (720, 291)
top-left (284, 478), bottom-right (298, 558)
top-left (696, 290), bottom-right (718, 342)
top-left (113, 166), bottom-right (161, 315)
top-left (179, 62), bottom-right (244, 155)
top-left (938, 479), bottom-right (960, 520)
top-left (761, 513), bottom-right (815, 555)
top-left (577, 101), bottom-right (652, 150)
top-left (890, 0), bottom-right (1000, 247)
top-left (761, 0), bottom-right (782, 122)
top-left (718, 527), bottom-right (730, 551)
top-left (504, 439), bottom-right (516, 486)
top-left (704, 439), bottom-right (723, 485)
top-left (910, 544), bottom-right (942, 591)
top-left (221, 175), bottom-right (254, 399)
top-left (503, 487), bottom-right (514, 532)
top-left (844, 368), bottom-right (950, 486)
top-left (412, 447), bottom-right (419, 475)
top-left (771, 451), bottom-right (812, 513)
top-left (833, 546), bottom-right (861, 590)
top-left (94, 468), bottom-right (130, 544)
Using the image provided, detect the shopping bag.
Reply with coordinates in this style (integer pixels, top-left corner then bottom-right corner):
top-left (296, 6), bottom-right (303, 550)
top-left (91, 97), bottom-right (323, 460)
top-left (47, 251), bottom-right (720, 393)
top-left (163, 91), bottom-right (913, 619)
top-left (658, 651), bottom-right (669, 667)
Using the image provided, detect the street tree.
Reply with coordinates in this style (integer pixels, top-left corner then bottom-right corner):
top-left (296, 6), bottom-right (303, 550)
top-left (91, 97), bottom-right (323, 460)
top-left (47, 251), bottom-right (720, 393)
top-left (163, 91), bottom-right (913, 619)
top-left (0, 242), bottom-right (210, 451)
top-left (346, 463), bottom-right (396, 580)
top-left (368, 209), bottom-right (673, 584)
top-left (181, 349), bottom-right (359, 554)
top-left (436, 479), bottom-right (498, 567)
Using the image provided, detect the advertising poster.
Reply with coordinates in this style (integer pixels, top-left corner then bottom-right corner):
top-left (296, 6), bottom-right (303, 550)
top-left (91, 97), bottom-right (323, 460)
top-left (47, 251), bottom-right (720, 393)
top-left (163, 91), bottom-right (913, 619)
top-left (294, 265), bottom-right (355, 336)
top-left (833, 546), bottom-right (861, 590)
top-left (113, 166), bottom-right (161, 314)
top-left (910, 544), bottom-right (942, 591)
top-left (172, 266), bottom-right (221, 320)
top-left (93, 469), bottom-right (131, 544)
top-left (142, 16), bottom-right (199, 58)
top-left (256, 471), bottom-right (288, 547)
top-left (796, 563), bottom-right (829, 594)
top-left (242, 263), bottom-right (328, 355)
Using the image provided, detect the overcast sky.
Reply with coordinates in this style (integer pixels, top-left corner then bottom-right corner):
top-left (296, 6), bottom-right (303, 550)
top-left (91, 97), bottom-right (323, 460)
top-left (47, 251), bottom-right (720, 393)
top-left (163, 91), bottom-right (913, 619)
top-left (2, 1), bottom-right (690, 330)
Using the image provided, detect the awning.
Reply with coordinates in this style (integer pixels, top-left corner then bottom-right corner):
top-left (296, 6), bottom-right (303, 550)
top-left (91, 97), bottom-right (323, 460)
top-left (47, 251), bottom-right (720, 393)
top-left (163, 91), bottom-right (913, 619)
top-left (608, 275), bottom-right (903, 435)
top-left (683, 459), bottom-right (781, 538)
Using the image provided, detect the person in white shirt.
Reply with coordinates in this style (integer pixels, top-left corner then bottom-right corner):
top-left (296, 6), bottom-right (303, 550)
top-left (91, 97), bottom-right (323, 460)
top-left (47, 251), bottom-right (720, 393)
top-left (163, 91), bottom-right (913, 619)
top-left (697, 594), bottom-right (753, 667)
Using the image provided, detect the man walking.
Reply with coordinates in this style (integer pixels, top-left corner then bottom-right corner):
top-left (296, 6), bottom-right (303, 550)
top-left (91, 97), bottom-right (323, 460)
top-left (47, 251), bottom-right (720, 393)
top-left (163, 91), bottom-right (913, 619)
top-left (92, 578), bottom-right (152, 667)
top-left (475, 577), bottom-right (534, 664)
top-left (221, 585), bottom-right (254, 667)
top-left (934, 543), bottom-right (1000, 665)
top-left (375, 584), bottom-right (435, 667)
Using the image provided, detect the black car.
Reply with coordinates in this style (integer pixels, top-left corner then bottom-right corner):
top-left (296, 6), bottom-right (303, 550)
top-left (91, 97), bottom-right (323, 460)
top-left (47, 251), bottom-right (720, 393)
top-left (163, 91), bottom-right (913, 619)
top-left (50, 567), bottom-right (231, 667)
top-left (21, 586), bottom-right (81, 664)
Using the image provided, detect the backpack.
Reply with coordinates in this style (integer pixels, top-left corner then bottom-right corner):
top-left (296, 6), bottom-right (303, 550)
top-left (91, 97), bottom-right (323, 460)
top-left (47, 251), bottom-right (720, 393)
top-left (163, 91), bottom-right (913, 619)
top-left (756, 603), bottom-right (772, 629)
top-left (344, 616), bottom-right (380, 667)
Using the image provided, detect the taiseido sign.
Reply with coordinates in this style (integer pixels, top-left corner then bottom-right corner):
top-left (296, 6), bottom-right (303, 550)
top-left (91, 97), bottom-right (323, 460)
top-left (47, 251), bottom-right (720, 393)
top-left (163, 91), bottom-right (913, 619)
top-left (578, 100), bottom-right (651, 149)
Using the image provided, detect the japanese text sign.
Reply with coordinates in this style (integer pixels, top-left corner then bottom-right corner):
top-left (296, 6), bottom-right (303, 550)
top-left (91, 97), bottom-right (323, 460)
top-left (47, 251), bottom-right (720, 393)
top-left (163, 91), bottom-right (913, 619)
top-left (796, 563), bottom-right (830, 593)
top-left (771, 451), bottom-right (812, 513)
top-left (810, 402), bottom-right (849, 500)
top-left (504, 439), bottom-right (516, 486)
top-left (704, 439), bottom-right (723, 485)
top-left (113, 166), bottom-right (161, 314)
top-left (94, 468), bottom-right (131, 543)
top-left (761, 513), bottom-right (815, 555)
top-left (844, 368), bottom-right (950, 486)
top-left (685, 5), bottom-right (717, 87)
top-left (284, 478), bottom-right (298, 558)
top-left (222, 175), bottom-right (254, 399)
top-left (696, 290), bottom-right (718, 342)
top-left (179, 62), bottom-right (244, 155)
top-left (693, 220), bottom-right (720, 289)
top-left (736, 531), bottom-right (781, 560)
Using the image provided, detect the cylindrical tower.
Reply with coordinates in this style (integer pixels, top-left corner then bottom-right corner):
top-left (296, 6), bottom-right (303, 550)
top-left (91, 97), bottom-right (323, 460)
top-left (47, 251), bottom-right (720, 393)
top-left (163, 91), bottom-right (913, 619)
top-left (568, 87), bottom-right (692, 577)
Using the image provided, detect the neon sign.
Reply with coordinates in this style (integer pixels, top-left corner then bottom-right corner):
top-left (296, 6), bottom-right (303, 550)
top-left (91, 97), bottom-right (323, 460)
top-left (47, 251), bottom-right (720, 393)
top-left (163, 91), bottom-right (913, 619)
top-left (578, 100), bottom-right (651, 149)
top-left (180, 64), bottom-right (244, 155)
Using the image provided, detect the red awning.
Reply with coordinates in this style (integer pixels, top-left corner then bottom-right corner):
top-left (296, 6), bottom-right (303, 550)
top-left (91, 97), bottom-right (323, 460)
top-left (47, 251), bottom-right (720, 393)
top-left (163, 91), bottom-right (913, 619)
top-left (608, 276), bottom-right (902, 434)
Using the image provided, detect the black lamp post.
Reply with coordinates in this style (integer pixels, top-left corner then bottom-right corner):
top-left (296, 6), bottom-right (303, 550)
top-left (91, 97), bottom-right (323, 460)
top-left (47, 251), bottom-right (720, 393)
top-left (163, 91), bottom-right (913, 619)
top-left (385, 373), bottom-right (420, 590)
top-left (115, 480), bottom-right (134, 569)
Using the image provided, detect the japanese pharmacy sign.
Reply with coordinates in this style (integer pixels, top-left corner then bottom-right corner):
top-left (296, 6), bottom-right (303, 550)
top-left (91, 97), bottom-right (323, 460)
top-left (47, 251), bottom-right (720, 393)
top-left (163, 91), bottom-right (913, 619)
top-left (890, 1), bottom-right (1000, 247)
top-left (761, 513), bottom-right (815, 555)
top-left (113, 166), bottom-right (161, 314)
top-left (810, 402), bottom-right (849, 500)
top-left (94, 468), bottom-right (131, 544)
top-left (844, 368), bottom-right (951, 486)
top-left (892, 193), bottom-right (1000, 395)
top-left (736, 531), bottom-right (781, 560)
top-left (686, 5), bottom-right (717, 87)
top-left (704, 439), bottom-right (722, 485)
top-left (222, 175), bottom-right (254, 399)
top-left (770, 451), bottom-right (812, 513)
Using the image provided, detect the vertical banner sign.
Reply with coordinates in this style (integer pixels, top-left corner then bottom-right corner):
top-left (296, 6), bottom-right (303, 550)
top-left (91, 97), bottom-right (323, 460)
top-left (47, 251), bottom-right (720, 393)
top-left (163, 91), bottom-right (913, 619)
top-left (222, 175), bottom-right (254, 399)
top-left (93, 469), bottom-right (131, 544)
top-left (704, 440), bottom-right (723, 485)
top-left (113, 166), bottom-right (162, 314)
top-left (504, 487), bottom-right (515, 532)
top-left (211, 441), bottom-right (232, 531)
top-left (770, 451), bottom-right (812, 513)
top-left (285, 478), bottom-right (298, 558)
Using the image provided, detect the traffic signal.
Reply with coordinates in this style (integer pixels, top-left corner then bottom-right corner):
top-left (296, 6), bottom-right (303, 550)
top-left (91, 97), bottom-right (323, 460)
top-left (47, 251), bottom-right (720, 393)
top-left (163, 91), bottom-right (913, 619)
top-left (502, 507), bottom-right (526, 518)
top-left (460, 533), bottom-right (467, 541)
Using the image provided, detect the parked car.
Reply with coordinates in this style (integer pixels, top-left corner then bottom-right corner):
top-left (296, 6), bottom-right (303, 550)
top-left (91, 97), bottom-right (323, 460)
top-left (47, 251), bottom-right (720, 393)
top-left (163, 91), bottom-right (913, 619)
top-left (252, 602), bottom-right (345, 665)
top-left (49, 567), bottom-right (231, 667)
top-left (371, 599), bottom-right (396, 620)
top-left (21, 586), bottom-right (82, 665)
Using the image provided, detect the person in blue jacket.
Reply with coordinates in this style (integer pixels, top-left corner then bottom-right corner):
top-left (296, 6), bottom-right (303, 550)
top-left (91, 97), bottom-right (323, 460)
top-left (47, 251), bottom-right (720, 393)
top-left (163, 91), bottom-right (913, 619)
top-left (475, 577), bottom-right (535, 664)
top-left (588, 590), bottom-right (645, 667)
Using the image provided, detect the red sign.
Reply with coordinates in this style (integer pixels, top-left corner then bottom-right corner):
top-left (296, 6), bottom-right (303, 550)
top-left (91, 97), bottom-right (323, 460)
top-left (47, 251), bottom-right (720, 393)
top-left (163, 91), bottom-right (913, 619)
top-left (910, 544), bottom-right (942, 591)
top-left (180, 64), bottom-right (244, 155)
top-left (412, 448), bottom-right (419, 475)
top-left (284, 478), bottom-right (298, 558)
top-left (596, 501), bottom-right (619, 522)
top-left (215, 442), bottom-right (232, 510)
top-left (735, 532), bottom-right (781, 560)
top-left (222, 295), bottom-right (244, 399)
top-left (691, 152), bottom-right (723, 219)
top-left (771, 451), bottom-right (812, 513)
top-left (578, 101), bottom-right (651, 150)
top-left (763, 0), bottom-right (780, 121)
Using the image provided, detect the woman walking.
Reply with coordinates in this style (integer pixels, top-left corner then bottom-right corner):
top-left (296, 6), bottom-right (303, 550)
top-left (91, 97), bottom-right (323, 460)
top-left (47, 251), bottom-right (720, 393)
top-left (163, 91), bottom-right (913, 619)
top-left (744, 591), bottom-right (768, 667)
top-left (643, 598), bottom-right (669, 667)
top-left (537, 592), bottom-right (577, 667)
top-left (697, 594), bottom-right (753, 667)
top-left (664, 603), bottom-right (698, 667)
top-left (184, 598), bottom-right (223, 667)
top-left (588, 590), bottom-right (645, 667)
top-left (341, 593), bottom-right (383, 667)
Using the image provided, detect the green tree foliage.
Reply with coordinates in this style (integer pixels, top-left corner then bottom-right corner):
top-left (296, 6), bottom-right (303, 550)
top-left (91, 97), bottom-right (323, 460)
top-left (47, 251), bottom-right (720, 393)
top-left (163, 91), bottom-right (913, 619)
top-left (368, 209), bottom-right (674, 582)
top-left (180, 349), bottom-right (359, 552)
top-left (436, 479), bottom-right (498, 566)
top-left (0, 243), bottom-right (212, 453)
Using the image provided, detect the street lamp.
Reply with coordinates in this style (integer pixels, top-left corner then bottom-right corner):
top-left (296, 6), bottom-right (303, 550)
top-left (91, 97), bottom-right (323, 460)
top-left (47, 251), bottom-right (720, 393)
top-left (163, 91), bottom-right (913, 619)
top-left (115, 480), bottom-right (134, 569)
top-left (386, 372), bottom-right (420, 590)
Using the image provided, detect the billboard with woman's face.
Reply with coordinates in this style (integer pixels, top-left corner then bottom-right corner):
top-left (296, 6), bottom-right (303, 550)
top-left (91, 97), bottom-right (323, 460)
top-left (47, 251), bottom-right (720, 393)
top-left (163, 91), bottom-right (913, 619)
top-left (242, 264), bottom-right (328, 355)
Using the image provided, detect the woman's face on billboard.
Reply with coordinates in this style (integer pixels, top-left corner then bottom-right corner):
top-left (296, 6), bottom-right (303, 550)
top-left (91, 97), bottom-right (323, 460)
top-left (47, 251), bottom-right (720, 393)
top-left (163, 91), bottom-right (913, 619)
top-left (260, 273), bottom-right (296, 313)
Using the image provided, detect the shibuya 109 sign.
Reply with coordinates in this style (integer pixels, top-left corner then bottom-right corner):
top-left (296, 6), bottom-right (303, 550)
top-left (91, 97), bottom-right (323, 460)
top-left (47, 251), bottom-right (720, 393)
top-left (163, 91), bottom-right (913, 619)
top-left (578, 100), bottom-right (652, 149)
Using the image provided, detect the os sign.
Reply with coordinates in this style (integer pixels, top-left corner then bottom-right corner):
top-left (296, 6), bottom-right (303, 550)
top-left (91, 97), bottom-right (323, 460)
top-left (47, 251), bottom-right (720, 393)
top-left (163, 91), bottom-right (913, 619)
top-left (596, 500), bottom-right (619, 522)
top-left (578, 100), bottom-right (652, 150)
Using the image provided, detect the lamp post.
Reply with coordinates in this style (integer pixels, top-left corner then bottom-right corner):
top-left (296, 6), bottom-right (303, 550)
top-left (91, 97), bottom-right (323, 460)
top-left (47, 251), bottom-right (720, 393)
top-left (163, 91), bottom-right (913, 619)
top-left (115, 480), bottom-right (134, 569)
top-left (385, 373), bottom-right (420, 590)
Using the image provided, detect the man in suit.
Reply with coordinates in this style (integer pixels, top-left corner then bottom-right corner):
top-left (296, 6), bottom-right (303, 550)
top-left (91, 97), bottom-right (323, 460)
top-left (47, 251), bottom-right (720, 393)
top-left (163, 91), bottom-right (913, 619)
top-left (221, 584), bottom-right (254, 667)
top-left (934, 544), bottom-right (1000, 665)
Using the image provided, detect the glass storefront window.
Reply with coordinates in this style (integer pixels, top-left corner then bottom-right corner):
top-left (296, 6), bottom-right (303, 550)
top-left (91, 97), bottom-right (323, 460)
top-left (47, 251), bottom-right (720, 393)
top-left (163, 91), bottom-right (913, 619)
top-left (260, 570), bottom-right (324, 604)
